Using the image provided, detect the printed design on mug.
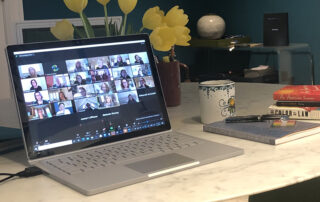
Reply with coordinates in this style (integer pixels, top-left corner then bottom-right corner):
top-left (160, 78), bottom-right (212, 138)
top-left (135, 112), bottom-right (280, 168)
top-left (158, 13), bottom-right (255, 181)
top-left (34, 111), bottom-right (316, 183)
top-left (228, 97), bottom-right (235, 114)
top-left (199, 84), bottom-right (234, 99)
top-left (219, 96), bottom-right (235, 117)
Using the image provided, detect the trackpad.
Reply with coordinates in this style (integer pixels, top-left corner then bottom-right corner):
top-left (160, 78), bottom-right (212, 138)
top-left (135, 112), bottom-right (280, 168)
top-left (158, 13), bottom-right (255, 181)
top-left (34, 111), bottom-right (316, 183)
top-left (126, 153), bottom-right (195, 174)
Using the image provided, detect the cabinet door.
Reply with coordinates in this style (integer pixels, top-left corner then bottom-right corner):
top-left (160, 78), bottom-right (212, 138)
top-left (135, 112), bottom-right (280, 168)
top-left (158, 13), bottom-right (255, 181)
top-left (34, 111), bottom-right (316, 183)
top-left (0, 1), bottom-right (10, 99)
top-left (0, 0), bottom-right (24, 99)
top-left (0, 0), bottom-right (23, 128)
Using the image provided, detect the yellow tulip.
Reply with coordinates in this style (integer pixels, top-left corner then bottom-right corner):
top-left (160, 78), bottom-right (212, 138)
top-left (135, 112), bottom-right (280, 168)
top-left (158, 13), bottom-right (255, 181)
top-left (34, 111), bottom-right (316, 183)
top-left (162, 56), bottom-right (170, 63)
top-left (118, 0), bottom-right (137, 14)
top-left (97, 0), bottom-right (110, 6)
top-left (172, 26), bottom-right (191, 46)
top-left (63, 0), bottom-right (88, 14)
top-left (50, 19), bottom-right (74, 40)
top-left (142, 6), bottom-right (164, 30)
top-left (164, 6), bottom-right (188, 27)
top-left (150, 26), bottom-right (176, 52)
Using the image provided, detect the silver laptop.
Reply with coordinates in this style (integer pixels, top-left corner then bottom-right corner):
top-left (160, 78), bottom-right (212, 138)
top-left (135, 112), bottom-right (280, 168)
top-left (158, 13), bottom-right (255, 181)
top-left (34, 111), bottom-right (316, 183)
top-left (6, 34), bottom-right (243, 195)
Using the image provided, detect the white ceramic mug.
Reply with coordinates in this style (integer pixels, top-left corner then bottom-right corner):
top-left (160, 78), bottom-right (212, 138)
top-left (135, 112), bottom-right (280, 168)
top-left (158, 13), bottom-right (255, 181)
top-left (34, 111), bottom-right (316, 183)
top-left (199, 80), bottom-right (235, 124)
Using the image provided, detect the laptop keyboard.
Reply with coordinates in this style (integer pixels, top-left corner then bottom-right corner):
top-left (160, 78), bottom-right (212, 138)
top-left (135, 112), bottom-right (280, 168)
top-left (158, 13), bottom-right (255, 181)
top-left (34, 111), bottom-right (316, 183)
top-left (46, 133), bottom-right (204, 175)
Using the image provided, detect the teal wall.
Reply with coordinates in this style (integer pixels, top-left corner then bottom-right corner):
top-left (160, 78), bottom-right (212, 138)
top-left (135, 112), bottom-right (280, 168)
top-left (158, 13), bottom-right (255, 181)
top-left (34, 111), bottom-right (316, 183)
top-left (22, 0), bottom-right (195, 60)
top-left (22, 0), bottom-right (319, 84)
top-left (23, 0), bottom-right (192, 32)
top-left (205, 0), bottom-right (320, 84)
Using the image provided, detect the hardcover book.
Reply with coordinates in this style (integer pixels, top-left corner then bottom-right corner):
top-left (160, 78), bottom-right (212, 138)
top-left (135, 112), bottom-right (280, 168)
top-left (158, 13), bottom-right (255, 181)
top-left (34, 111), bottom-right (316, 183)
top-left (273, 85), bottom-right (320, 101)
top-left (203, 120), bottom-right (320, 145)
top-left (269, 104), bottom-right (320, 120)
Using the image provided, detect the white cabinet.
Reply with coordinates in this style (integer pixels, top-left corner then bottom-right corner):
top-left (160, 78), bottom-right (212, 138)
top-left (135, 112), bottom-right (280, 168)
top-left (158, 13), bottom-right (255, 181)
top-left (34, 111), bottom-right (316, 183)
top-left (0, 0), bottom-right (24, 99)
top-left (0, 0), bottom-right (23, 128)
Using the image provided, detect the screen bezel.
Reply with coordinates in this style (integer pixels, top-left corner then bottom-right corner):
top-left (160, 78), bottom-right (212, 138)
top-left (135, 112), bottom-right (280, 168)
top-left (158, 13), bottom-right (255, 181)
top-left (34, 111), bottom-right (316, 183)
top-left (6, 34), bottom-right (171, 160)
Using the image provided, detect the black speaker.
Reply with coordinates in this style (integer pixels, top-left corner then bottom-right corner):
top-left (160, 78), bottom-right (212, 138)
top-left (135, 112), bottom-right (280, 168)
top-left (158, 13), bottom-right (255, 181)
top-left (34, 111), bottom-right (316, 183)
top-left (263, 13), bottom-right (289, 46)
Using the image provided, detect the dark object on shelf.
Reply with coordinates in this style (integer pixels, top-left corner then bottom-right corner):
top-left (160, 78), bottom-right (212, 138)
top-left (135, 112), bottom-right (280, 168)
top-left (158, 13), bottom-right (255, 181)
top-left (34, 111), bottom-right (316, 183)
top-left (190, 36), bottom-right (251, 48)
top-left (263, 13), bottom-right (289, 46)
top-left (244, 65), bottom-right (278, 83)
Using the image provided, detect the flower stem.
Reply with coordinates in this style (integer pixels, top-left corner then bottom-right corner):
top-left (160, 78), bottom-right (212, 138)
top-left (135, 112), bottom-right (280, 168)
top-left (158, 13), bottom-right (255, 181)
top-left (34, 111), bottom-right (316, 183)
top-left (104, 5), bottom-right (110, 36)
top-left (80, 12), bottom-right (95, 38)
top-left (169, 46), bottom-right (176, 61)
top-left (121, 14), bottom-right (127, 35)
top-left (139, 27), bottom-right (144, 33)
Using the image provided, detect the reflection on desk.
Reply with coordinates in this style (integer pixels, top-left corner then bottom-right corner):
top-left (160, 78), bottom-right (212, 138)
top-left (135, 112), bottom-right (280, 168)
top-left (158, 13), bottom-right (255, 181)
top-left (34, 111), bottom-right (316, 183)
top-left (1, 83), bottom-right (320, 202)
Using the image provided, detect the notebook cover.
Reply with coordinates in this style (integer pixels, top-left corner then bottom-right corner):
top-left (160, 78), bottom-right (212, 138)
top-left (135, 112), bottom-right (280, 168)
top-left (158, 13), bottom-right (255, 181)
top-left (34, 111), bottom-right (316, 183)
top-left (203, 120), bottom-right (320, 145)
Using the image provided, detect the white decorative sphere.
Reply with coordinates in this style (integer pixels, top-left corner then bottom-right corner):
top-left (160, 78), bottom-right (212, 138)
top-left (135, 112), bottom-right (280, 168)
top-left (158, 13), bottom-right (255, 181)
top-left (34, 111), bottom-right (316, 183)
top-left (197, 15), bottom-right (226, 39)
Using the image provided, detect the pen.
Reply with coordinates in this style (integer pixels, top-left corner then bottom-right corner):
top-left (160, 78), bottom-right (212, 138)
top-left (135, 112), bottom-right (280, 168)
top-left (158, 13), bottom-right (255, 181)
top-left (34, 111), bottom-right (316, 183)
top-left (225, 114), bottom-right (289, 123)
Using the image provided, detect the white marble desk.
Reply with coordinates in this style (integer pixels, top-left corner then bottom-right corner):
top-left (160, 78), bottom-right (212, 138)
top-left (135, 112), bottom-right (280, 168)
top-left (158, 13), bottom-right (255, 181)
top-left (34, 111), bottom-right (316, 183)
top-left (1, 82), bottom-right (320, 202)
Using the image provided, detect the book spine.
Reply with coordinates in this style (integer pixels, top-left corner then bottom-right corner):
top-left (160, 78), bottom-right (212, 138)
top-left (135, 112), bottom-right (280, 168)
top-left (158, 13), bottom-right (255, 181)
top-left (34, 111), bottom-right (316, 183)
top-left (276, 101), bottom-right (320, 107)
top-left (268, 105), bottom-right (320, 120)
top-left (203, 125), bottom-right (276, 145)
top-left (273, 93), bottom-right (320, 101)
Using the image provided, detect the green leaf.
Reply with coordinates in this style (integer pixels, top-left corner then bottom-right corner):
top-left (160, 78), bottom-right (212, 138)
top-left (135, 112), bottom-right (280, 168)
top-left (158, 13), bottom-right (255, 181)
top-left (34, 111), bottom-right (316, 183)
top-left (73, 25), bottom-right (86, 39)
top-left (79, 12), bottom-right (95, 38)
top-left (108, 20), bottom-right (120, 36)
top-left (126, 23), bottom-right (133, 35)
top-left (120, 14), bottom-right (127, 36)
top-left (109, 22), bottom-right (115, 36)
top-left (104, 5), bottom-right (110, 36)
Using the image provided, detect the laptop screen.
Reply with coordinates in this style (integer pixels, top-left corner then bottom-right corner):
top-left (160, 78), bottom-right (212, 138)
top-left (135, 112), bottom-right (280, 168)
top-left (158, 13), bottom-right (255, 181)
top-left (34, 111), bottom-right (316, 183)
top-left (6, 34), bottom-right (171, 160)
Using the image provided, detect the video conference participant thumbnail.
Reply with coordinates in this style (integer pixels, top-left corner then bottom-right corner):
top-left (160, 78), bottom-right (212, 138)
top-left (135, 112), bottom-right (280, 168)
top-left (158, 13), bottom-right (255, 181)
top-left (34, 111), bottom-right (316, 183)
top-left (45, 74), bottom-right (71, 89)
top-left (66, 58), bottom-right (90, 73)
top-left (93, 82), bottom-right (115, 95)
top-left (112, 67), bottom-right (133, 80)
top-left (131, 64), bottom-right (152, 77)
top-left (117, 90), bottom-right (139, 105)
top-left (128, 52), bottom-right (149, 65)
top-left (97, 94), bottom-right (120, 108)
top-left (18, 63), bottom-right (44, 79)
top-left (88, 56), bottom-right (111, 69)
top-left (21, 77), bottom-right (47, 93)
top-left (134, 76), bottom-right (155, 89)
top-left (114, 78), bottom-right (136, 92)
top-left (74, 97), bottom-right (99, 112)
top-left (53, 101), bottom-right (73, 116)
top-left (93, 69), bottom-right (113, 82)
top-left (24, 90), bottom-right (50, 106)
top-left (42, 61), bottom-right (68, 75)
top-left (69, 72), bottom-right (91, 85)
top-left (73, 84), bottom-right (96, 99)
top-left (109, 54), bottom-right (130, 67)
top-left (48, 87), bottom-right (73, 102)
top-left (26, 104), bottom-right (53, 121)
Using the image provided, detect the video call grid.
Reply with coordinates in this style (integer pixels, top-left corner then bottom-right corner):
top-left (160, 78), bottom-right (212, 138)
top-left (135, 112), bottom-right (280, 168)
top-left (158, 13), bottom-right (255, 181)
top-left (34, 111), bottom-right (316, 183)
top-left (18, 52), bottom-right (155, 121)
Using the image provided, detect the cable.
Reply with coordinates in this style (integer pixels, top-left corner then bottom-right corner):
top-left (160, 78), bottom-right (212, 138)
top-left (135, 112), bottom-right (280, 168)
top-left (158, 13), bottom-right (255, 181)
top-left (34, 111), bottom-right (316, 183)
top-left (0, 175), bottom-right (15, 183)
top-left (0, 166), bottom-right (43, 183)
top-left (0, 173), bottom-right (15, 176)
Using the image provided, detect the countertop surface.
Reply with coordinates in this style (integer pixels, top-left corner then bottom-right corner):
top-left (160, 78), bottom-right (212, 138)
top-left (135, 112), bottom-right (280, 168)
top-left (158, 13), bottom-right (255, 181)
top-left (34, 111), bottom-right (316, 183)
top-left (1, 82), bottom-right (320, 202)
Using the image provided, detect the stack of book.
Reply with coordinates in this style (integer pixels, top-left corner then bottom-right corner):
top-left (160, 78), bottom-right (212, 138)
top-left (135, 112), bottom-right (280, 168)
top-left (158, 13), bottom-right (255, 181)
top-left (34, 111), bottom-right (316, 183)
top-left (269, 85), bottom-right (320, 119)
